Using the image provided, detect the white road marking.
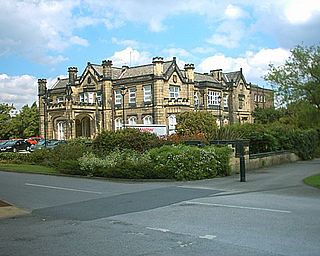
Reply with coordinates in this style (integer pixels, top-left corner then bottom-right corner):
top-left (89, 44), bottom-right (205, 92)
top-left (146, 227), bottom-right (170, 233)
top-left (199, 235), bottom-right (217, 240)
top-left (184, 201), bottom-right (291, 213)
top-left (25, 183), bottom-right (102, 194)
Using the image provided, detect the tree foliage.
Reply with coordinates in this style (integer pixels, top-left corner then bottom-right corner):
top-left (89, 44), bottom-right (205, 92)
top-left (265, 44), bottom-right (320, 110)
top-left (176, 111), bottom-right (218, 140)
top-left (252, 107), bottom-right (287, 124)
top-left (0, 102), bottom-right (39, 139)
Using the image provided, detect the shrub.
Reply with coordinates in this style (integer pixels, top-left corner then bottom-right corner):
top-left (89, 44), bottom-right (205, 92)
top-left (78, 150), bottom-right (155, 179)
top-left (147, 145), bottom-right (232, 181)
top-left (56, 160), bottom-right (81, 175)
top-left (93, 129), bottom-right (163, 156)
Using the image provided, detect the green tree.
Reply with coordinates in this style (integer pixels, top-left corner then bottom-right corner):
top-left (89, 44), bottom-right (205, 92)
top-left (0, 103), bottom-right (14, 139)
top-left (15, 102), bottom-right (39, 138)
top-left (252, 107), bottom-right (287, 124)
top-left (265, 44), bottom-right (320, 110)
top-left (176, 111), bottom-right (218, 140)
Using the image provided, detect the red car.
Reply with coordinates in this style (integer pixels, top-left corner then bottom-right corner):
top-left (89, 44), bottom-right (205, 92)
top-left (26, 136), bottom-right (43, 145)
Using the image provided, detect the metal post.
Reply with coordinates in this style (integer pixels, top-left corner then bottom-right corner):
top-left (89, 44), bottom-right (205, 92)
top-left (120, 86), bottom-right (127, 129)
top-left (238, 141), bottom-right (246, 182)
top-left (44, 98), bottom-right (47, 148)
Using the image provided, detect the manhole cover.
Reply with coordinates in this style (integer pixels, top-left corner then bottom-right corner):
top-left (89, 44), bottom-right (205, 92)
top-left (0, 200), bottom-right (11, 207)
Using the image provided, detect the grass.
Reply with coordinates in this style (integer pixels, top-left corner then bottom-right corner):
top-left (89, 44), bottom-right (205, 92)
top-left (304, 174), bottom-right (320, 189)
top-left (0, 163), bottom-right (58, 175)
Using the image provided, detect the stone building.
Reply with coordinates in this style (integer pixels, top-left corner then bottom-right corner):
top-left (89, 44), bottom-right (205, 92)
top-left (38, 57), bottom-right (274, 140)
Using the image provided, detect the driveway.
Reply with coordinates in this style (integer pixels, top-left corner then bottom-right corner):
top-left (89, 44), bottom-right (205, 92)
top-left (0, 159), bottom-right (319, 256)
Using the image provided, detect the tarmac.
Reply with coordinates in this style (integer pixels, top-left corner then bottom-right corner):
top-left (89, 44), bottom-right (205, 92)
top-left (1, 158), bottom-right (319, 219)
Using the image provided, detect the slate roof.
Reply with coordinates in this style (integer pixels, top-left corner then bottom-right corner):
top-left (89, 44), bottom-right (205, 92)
top-left (194, 72), bottom-right (220, 83)
top-left (222, 71), bottom-right (241, 83)
top-left (51, 78), bottom-right (68, 90)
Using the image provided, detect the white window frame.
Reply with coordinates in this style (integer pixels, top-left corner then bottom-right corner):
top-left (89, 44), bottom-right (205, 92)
top-left (57, 96), bottom-right (64, 103)
top-left (144, 85), bottom-right (152, 102)
top-left (115, 90), bottom-right (122, 105)
top-left (96, 91), bottom-right (102, 104)
top-left (194, 92), bottom-right (198, 107)
top-left (128, 116), bottom-right (137, 125)
top-left (129, 88), bottom-right (136, 104)
top-left (57, 121), bottom-right (65, 140)
top-left (115, 118), bottom-right (123, 130)
top-left (169, 85), bottom-right (179, 99)
top-left (168, 114), bottom-right (177, 135)
top-left (208, 91), bottom-right (221, 106)
top-left (143, 115), bottom-right (153, 125)
top-left (224, 95), bottom-right (228, 108)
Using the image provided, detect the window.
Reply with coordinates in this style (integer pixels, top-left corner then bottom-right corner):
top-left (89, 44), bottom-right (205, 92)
top-left (254, 94), bottom-right (257, 102)
top-left (168, 115), bottom-right (176, 135)
top-left (224, 95), bottom-right (228, 108)
top-left (128, 116), bottom-right (137, 125)
top-left (194, 92), bottom-right (198, 107)
top-left (207, 91), bottom-right (221, 106)
top-left (143, 115), bottom-right (153, 125)
top-left (57, 96), bottom-right (64, 103)
top-left (88, 92), bottom-right (94, 103)
top-left (79, 92), bottom-right (94, 103)
top-left (115, 90), bottom-right (122, 105)
top-left (115, 118), bottom-right (123, 130)
top-left (129, 88), bottom-right (136, 104)
top-left (144, 85), bottom-right (152, 102)
top-left (239, 95), bottom-right (245, 109)
top-left (169, 85), bottom-right (179, 99)
top-left (96, 91), bottom-right (102, 104)
top-left (57, 121), bottom-right (65, 140)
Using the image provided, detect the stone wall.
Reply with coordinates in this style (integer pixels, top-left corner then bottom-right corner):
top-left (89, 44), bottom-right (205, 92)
top-left (229, 148), bottom-right (300, 174)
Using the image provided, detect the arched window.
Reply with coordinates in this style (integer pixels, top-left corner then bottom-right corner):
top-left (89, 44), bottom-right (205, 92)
top-left (128, 116), bottom-right (137, 125)
top-left (194, 92), bottom-right (198, 108)
top-left (115, 118), bottom-right (123, 130)
top-left (168, 114), bottom-right (176, 135)
top-left (57, 121), bottom-right (65, 140)
top-left (143, 115), bottom-right (153, 125)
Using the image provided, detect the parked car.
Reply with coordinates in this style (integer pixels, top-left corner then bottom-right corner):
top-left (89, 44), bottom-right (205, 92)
top-left (26, 136), bottom-right (43, 145)
top-left (0, 140), bottom-right (31, 153)
top-left (30, 139), bottom-right (67, 152)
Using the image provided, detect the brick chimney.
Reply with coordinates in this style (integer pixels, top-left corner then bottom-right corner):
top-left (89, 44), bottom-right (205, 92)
top-left (68, 67), bottom-right (78, 86)
top-left (210, 69), bottom-right (222, 81)
top-left (184, 64), bottom-right (195, 82)
top-left (102, 60), bottom-right (113, 79)
top-left (152, 57), bottom-right (164, 77)
top-left (37, 79), bottom-right (47, 96)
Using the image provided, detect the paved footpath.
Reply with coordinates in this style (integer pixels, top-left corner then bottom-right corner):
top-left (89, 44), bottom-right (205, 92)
top-left (0, 159), bottom-right (320, 256)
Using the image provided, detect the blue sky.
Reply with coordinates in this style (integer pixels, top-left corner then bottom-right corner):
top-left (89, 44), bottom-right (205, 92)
top-left (1, 0), bottom-right (320, 109)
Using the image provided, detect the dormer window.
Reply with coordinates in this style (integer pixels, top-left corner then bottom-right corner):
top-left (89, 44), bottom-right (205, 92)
top-left (169, 85), bottom-right (179, 99)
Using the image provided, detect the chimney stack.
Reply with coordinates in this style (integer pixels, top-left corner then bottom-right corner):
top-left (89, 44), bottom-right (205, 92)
top-left (102, 60), bottom-right (113, 79)
top-left (68, 67), bottom-right (78, 86)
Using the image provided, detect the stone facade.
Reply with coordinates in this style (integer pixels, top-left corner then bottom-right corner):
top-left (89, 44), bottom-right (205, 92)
top-left (38, 57), bottom-right (274, 140)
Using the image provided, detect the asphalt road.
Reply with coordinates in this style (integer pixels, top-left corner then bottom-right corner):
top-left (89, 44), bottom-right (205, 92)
top-left (0, 159), bottom-right (320, 256)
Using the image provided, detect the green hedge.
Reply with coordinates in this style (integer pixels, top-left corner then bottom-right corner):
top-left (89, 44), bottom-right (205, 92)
top-left (92, 128), bottom-right (164, 156)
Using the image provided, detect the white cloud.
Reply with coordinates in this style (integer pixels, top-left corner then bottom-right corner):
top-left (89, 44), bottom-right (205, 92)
top-left (198, 48), bottom-right (291, 84)
top-left (224, 4), bottom-right (245, 19)
top-left (207, 21), bottom-right (246, 48)
top-left (108, 47), bottom-right (151, 67)
top-left (163, 48), bottom-right (191, 58)
top-left (0, 74), bottom-right (60, 110)
top-left (284, 0), bottom-right (320, 24)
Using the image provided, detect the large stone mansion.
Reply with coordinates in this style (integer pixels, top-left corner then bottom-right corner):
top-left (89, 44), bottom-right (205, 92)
top-left (38, 57), bottom-right (273, 140)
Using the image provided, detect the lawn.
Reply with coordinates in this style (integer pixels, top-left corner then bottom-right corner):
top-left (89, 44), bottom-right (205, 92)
top-left (304, 174), bottom-right (320, 189)
top-left (0, 163), bottom-right (58, 175)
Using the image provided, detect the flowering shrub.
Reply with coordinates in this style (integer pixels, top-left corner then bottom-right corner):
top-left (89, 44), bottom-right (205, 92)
top-left (147, 145), bottom-right (232, 180)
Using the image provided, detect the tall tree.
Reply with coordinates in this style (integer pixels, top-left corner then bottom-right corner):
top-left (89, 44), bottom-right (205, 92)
top-left (265, 45), bottom-right (320, 110)
top-left (0, 103), bottom-right (14, 139)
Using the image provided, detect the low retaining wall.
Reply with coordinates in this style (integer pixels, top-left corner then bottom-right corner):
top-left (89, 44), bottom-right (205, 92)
top-left (230, 151), bottom-right (300, 174)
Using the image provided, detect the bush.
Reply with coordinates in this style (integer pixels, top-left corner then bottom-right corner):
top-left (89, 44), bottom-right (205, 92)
top-left (93, 129), bottom-right (163, 156)
top-left (147, 145), bottom-right (232, 181)
top-left (79, 150), bottom-right (154, 179)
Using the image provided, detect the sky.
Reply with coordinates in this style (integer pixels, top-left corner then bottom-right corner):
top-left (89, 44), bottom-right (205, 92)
top-left (1, 0), bottom-right (320, 109)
